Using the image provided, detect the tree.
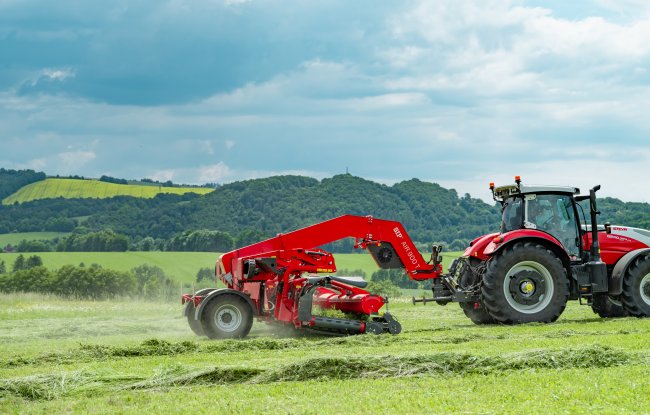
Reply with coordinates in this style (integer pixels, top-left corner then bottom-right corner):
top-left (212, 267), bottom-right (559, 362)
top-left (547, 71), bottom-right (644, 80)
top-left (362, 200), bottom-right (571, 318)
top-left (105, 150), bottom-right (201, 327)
top-left (196, 267), bottom-right (214, 283)
top-left (25, 255), bottom-right (43, 269)
top-left (16, 239), bottom-right (53, 252)
top-left (139, 237), bottom-right (156, 251)
top-left (366, 280), bottom-right (401, 298)
top-left (371, 268), bottom-right (419, 289)
top-left (236, 228), bottom-right (267, 248)
top-left (131, 264), bottom-right (173, 298)
top-left (0, 260), bottom-right (5, 274)
top-left (12, 254), bottom-right (25, 272)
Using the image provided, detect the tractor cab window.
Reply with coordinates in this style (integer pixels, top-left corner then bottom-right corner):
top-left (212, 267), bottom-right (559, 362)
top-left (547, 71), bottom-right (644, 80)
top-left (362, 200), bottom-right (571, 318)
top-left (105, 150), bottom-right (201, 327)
top-left (525, 194), bottom-right (580, 257)
top-left (501, 196), bottom-right (524, 232)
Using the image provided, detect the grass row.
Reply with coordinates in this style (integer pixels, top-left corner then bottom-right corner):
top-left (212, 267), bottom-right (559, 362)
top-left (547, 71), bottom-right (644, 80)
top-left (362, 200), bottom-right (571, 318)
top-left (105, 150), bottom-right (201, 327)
top-left (2, 178), bottom-right (214, 205)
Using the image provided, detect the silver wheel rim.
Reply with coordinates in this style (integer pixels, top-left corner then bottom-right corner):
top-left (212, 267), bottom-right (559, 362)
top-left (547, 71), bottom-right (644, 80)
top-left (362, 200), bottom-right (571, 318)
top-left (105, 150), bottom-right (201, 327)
top-left (640, 274), bottom-right (650, 305)
top-left (214, 304), bottom-right (242, 332)
top-left (503, 261), bottom-right (554, 314)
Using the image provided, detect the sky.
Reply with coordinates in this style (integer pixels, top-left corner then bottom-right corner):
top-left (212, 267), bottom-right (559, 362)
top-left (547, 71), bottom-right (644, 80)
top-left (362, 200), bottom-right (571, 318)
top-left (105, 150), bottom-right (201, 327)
top-left (2, 0), bottom-right (650, 202)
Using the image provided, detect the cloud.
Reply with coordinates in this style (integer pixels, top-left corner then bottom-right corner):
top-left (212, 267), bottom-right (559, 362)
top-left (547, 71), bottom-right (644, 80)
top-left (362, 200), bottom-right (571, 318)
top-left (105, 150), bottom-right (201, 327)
top-left (16, 67), bottom-right (77, 96)
top-left (56, 151), bottom-right (96, 173)
top-left (198, 162), bottom-right (232, 183)
top-left (2, 1), bottom-right (650, 204)
top-left (149, 170), bottom-right (174, 182)
top-left (42, 68), bottom-right (75, 81)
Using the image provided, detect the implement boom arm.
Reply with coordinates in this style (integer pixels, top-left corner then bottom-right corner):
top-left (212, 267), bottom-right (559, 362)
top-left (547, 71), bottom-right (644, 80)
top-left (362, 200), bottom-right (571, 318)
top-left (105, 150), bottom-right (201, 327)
top-left (218, 215), bottom-right (442, 282)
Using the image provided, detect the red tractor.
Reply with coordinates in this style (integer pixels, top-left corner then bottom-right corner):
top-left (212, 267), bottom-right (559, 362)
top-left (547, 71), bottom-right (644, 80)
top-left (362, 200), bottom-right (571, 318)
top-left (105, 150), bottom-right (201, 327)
top-left (439, 177), bottom-right (650, 324)
top-left (182, 177), bottom-right (650, 338)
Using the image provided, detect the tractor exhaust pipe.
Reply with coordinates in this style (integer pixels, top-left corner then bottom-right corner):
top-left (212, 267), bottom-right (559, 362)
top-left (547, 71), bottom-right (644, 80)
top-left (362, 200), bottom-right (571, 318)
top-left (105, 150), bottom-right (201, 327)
top-left (589, 185), bottom-right (602, 262)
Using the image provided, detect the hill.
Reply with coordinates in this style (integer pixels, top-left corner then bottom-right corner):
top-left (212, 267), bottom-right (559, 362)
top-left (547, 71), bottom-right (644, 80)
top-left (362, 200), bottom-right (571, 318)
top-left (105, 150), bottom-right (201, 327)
top-left (2, 178), bottom-right (214, 205)
top-left (0, 168), bottom-right (46, 200)
top-left (7, 174), bottom-right (499, 249)
top-left (2, 170), bottom-right (650, 251)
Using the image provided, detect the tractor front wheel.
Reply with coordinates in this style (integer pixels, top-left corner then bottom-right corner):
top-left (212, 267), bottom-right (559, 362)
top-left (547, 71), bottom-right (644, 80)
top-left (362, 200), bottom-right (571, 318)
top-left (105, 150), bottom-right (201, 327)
top-left (482, 242), bottom-right (569, 324)
top-left (621, 256), bottom-right (650, 317)
top-left (200, 294), bottom-right (254, 339)
top-left (460, 302), bottom-right (495, 325)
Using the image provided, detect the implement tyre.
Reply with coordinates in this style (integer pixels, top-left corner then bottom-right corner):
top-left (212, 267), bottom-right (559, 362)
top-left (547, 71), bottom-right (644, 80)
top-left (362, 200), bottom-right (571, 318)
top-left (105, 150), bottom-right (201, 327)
top-left (184, 301), bottom-right (205, 336)
top-left (591, 295), bottom-right (628, 318)
top-left (200, 294), bottom-right (254, 339)
top-left (482, 242), bottom-right (569, 324)
top-left (621, 256), bottom-right (650, 317)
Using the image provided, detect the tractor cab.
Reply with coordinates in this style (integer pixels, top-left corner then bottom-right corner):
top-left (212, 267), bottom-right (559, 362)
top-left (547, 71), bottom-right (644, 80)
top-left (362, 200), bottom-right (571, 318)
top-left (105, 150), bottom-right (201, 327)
top-left (494, 181), bottom-right (582, 258)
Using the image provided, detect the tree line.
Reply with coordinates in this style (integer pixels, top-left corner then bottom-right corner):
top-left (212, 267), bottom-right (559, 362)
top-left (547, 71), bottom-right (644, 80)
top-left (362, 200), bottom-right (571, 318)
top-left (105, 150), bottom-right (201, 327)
top-left (0, 169), bottom-right (46, 200)
top-left (3, 170), bottom-right (650, 252)
top-left (0, 256), bottom-right (181, 300)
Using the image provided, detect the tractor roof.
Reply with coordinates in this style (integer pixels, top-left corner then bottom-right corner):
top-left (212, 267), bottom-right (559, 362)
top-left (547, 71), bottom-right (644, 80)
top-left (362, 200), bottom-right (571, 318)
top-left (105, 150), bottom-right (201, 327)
top-left (493, 184), bottom-right (580, 201)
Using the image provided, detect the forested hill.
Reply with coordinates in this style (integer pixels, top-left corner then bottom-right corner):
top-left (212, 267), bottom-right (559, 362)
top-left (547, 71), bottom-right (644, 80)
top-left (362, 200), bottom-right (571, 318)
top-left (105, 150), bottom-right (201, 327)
top-left (0, 174), bottom-right (500, 249)
top-left (2, 172), bottom-right (650, 251)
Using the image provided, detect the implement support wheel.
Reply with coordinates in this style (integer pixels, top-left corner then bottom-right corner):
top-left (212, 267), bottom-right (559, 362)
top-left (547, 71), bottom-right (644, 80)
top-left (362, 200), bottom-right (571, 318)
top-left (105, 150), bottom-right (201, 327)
top-left (200, 294), bottom-right (254, 339)
top-left (184, 301), bottom-right (205, 336)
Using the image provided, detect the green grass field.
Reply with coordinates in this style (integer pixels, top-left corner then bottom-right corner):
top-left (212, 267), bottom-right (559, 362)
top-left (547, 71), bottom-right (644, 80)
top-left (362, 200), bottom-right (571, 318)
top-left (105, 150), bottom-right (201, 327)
top-left (0, 232), bottom-right (69, 248)
top-left (0, 251), bottom-right (460, 288)
top-left (0, 252), bottom-right (218, 283)
top-left (1, 293), bottom-right (649, 414)
top-left (2, 178), bottom-right (214, 205)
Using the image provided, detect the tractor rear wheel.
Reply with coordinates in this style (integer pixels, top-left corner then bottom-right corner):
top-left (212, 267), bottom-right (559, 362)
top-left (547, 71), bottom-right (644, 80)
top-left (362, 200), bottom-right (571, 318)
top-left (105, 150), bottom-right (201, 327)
top-left (200, 294), bottom-right (254, 339)
top-left (460, 302), bottom-right (495, 325)
top-left (591, 294), bottom-right (628, 318)
top-left (621, 256), bottom-right (650, 317)
top-left (482, 242), bottom-right (569, 324)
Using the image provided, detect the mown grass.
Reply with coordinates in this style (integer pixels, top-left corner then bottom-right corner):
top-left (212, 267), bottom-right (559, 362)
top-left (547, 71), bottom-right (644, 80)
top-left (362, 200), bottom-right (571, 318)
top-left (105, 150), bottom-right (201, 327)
top-left (1, 292), bottom-right (650, 414)
top-left (2, 178), bottom-right (214, 205)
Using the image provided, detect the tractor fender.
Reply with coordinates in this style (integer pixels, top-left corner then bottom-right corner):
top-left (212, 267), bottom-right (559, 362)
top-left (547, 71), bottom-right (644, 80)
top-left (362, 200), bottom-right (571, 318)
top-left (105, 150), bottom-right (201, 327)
top-left (485, 235), bottom-right (572, 273)
top-left (182, 288), bottom-right (219, 318)
top-left (485, 232), bottom-right (570, 264)
top-left (608, 248), bottom-right (650, 296)
top-left (194, 288), bottom-right (257, 320)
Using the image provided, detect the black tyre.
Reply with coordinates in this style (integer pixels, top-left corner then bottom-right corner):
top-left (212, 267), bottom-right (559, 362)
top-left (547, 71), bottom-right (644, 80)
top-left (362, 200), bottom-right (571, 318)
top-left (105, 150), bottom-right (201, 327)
top-left (460, 302), bottom-right (496, 325)
top-left (591, 294), bottom-right (628, 318)
top-left (482, 242), bottom-right (569, 324)
top-left (184, 288), bottom-right (217, 336)
top-left (184, 301), bottom-right (206, 336)
top-left (200, 294), bottom-right (254, 339)
top-left (621, 256), bottom-right (650, 317)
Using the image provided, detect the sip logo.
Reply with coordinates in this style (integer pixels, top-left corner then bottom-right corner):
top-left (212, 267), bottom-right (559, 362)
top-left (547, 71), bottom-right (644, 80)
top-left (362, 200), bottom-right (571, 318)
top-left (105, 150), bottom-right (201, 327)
top-left (393, 227), bottom-right (403, 239)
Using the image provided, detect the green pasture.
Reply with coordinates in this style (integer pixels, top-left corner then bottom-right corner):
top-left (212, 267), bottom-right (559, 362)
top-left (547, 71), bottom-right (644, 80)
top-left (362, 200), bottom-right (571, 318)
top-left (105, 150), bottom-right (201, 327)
top-left (0, 252), bottom-right (217, 283)
top-left (0, 232), bottom-right (69, 248)
top-left (2, 178), bottom-right (214, 205)
top-left (0, 251), bottom-right (460, 287)
top-left (1, 293), bottom-right (649, 414)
